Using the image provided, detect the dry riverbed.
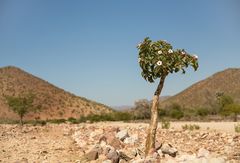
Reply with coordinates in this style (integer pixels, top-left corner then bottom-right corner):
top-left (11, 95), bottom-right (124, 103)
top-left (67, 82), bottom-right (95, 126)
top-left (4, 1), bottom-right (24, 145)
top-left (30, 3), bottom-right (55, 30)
top-left (0, 122), bottom-right (239, 163)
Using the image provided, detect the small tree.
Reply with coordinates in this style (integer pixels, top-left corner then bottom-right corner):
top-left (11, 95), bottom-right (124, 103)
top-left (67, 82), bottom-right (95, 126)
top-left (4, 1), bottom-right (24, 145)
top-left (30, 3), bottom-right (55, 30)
top-left (222, 103), bottom-right (240, 122)
top-left (216, 93), bottom-right (234, 110)
top-left (133, 99), bottom-right (151, 119)
top-left (5, 93), bottom-right (36, 125)
top-left (137, 37), bottom-right (199, 155)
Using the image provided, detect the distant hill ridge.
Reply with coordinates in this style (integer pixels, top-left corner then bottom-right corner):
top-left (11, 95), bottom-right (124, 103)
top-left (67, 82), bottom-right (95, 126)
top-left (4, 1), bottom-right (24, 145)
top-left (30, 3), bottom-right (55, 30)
top-left (161, 68), bottom-right (240, 108)
top-left (0, 66), bottom-right (112, 120)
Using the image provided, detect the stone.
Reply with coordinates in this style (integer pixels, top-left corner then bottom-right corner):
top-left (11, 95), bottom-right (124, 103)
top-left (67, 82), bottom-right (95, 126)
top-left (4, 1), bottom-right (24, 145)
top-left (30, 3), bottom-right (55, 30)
top-left (161, 143), bottom-right (178, 157)
top-left (99, 135), bottom-right (107, 143)
top-left (107, 149), bottom-right (120, 163)
top-left (105, 133), bottom-right (115, 144)
top-left (119, 151), bottom-right (132, 161)
top-left (197, 148), bottom-right (209, 158)
top-left (119, 159), bottom-right (128, 163)
top-left (85, 150), bottom-right (98, 161)
top-left (145, 156), bottom-right (158, 163)
top-left (155, 142), bottom-right (162, 151)
top-left (92, 145), bottom-right (103, 155)
top-left (121, 148), bottom-right (137, 159)
top-left (157, 149), bottom-right (164, 158)
top-left (152, 152), bottom-right (160, 159)
top-left (123, 134), bottom-right (138, 144)
top-left (116, 130), bottom-right (129, 141)
top-left (102, 145), bottom-right (113, 155)
top-left (131, 159), bottom-right (145, 163)
top-left (102, 160), bottom-right (112, 163)
top-left (109, 137), bottom-right (124, 150)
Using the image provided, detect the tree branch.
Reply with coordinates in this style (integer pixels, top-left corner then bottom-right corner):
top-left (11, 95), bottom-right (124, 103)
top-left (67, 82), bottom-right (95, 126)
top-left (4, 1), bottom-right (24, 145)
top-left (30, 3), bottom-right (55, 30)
top-left (154, 75), bottom-right (166, 96)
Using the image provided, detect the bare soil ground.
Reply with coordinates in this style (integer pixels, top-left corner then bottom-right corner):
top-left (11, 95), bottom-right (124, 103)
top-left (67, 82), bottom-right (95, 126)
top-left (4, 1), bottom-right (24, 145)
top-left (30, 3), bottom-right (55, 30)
top-left (0, 122), bottom-right (239, 163)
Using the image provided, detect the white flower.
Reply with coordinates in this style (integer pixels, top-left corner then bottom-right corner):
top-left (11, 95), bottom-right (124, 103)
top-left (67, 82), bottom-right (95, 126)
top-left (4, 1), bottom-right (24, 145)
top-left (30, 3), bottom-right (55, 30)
top-left (138, 58), bottom-right (141, 63)
top-left (181, 51), bottom-right (186, 55)
top-left (157, 60), bottom-right (162, 66)
top-left (158, 50), bottom-right (162, 54)
top-left (137, 42), bottom-right (142, 48)
top-left (168, 49), bottom-right (173, 53)
top-left (193, 55), bottom-right (198, 59)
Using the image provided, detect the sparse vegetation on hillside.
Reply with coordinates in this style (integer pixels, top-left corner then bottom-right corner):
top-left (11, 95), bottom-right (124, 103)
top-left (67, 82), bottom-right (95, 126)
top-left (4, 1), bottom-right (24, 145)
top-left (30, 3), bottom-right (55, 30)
top-left (0, 66), bottom-right (113, 120)
top-left (161, 68), bottom-right (240, 109)
top-left (5, 92), bottom-right (39, 125)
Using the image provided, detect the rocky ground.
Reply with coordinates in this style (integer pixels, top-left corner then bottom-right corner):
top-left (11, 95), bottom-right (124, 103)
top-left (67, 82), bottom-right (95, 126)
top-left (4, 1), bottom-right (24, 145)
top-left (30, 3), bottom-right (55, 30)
top-left (0, 122), bottom-right (239, 163)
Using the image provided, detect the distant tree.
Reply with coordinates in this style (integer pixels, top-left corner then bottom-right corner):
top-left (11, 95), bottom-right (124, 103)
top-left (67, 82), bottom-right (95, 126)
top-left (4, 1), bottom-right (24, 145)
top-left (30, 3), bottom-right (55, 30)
top-left (216, 93), bottom-right (239, 121)
top-left (216, 93), bottom-right (234, 110)
top-left (133, 99), bottom-right (151, 119)
top-left (222, 103), bottom-right (240, 122)
top-left (5, 93), bottom-right (39, 125)
top-left (168, 103), bottom-right (184, 120)
top-left (137, 37), bottom-right (199, 155)
top-left (196, 107), bottom-right (209, 117)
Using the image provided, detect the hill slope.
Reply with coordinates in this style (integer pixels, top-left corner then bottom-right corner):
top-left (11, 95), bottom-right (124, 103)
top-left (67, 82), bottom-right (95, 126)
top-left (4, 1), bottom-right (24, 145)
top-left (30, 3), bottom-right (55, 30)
top-left (161, 68), bottom-right (240, 108)
top-left (0, 66), bottom-right (112, 120)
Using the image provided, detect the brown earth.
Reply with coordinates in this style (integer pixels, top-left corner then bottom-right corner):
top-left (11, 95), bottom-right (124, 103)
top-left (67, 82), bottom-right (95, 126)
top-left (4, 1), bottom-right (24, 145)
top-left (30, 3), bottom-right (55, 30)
top-left (0, 66), bottom-right (112, 120)
top-left (161, 68), bottom-right (240, 108)
top-left (0, 122), bottom-right (239, 163)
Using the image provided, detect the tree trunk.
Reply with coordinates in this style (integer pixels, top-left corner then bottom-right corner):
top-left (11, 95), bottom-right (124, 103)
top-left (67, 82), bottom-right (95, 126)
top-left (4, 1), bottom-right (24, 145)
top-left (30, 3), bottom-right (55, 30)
top-left (20, 115), bottom-right (23, 126)
top-left (234, 113), bottom-right (237, 122)
top-left (145, 75), bottom-right (166, 155)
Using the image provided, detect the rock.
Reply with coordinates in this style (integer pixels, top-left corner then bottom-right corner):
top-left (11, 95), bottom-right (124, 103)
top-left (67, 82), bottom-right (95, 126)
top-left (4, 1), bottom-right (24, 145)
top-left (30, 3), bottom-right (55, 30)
top-left (119, 159), bottom-right (128, 163)
top-left (131, 159), bottom-right (145, 163)
top-left (155, 142), bottom-right (162, 151)
top-left (103, 145), bottom-right (113, 155)
top-left (161, 143), bottom-right (178, 157)
top-left (100, 139), bottom-right (107, 147)
top-left (120, 148), bottom-right (137, 159)
top-left (102, 160), bottom-right (112, 163)
top-left (119, 151), bottom-right (132, 161)
top-left (99, 135), bottom-right (107, 143)
top-left (228, 138), bottom-right (233, 144)
top-left (19, 157), bottom-right (28, 163)
top-left (145, 156), bottom-right (158, 163)
top-left (107, 149), bottom-right (120, 163)
top-left (123, 134), bottom-right (138, 144)
top-left (104, 133), bottom-right (115, 144)
top-left (197, 148), bottom-right (209, 158)
top-left (116, 130), bottom-right (129, 141)
top-left (109, 137), bottom-right (124, 150)
top-left (157, 149), bottom-right (164, 158)
top-left (85, 150), bottom-right (98, 161)
top-left (40, 150), bottom-right (48, 155)
top-left (136, 148), bottom-right (145, 158)
top-left (152, 152), bottom-right (160, 159)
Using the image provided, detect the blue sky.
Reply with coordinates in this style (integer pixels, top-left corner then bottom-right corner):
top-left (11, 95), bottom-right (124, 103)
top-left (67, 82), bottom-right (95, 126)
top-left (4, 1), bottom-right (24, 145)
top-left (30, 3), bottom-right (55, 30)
top-left (0, 0), bottom-right (239, 106)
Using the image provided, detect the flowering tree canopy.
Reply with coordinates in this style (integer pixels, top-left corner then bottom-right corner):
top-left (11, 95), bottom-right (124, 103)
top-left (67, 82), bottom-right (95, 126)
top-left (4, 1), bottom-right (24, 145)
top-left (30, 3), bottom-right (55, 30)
top-left (137, 37), bottom-right (199, 155)
top-left (137, 37), bottom-right (199, 83)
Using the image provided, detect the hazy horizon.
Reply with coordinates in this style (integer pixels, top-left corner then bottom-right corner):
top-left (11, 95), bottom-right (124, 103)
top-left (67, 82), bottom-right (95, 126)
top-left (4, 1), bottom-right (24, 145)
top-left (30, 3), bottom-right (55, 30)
top-left (1, 0), bottom-right (239, 106)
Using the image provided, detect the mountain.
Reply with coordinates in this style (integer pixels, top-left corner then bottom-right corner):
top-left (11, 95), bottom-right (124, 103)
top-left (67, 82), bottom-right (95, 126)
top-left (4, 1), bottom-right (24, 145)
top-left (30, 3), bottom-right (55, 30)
top-left (0, 66), bottom-right (113, 120)
top-left (112, 105), bottom-right (133, 111)
top-left (113, 96), bottom-right (171, 111)
top-left (161, 68), bottom-right (240, 109)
